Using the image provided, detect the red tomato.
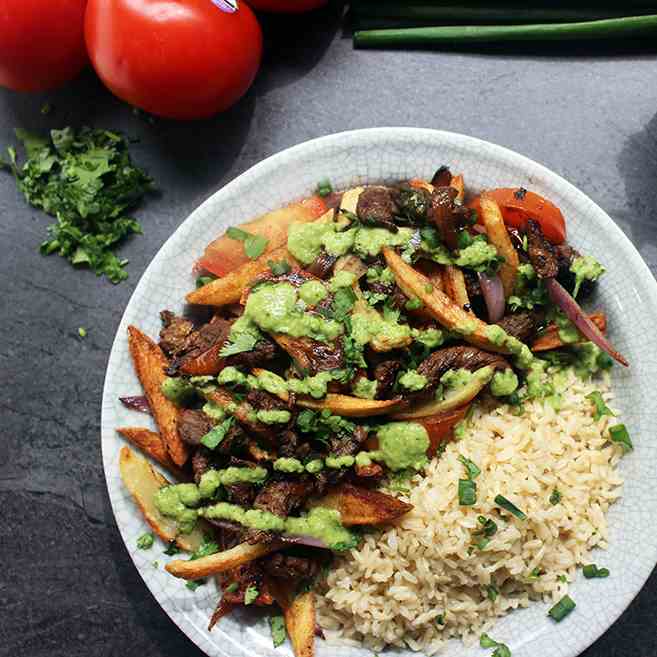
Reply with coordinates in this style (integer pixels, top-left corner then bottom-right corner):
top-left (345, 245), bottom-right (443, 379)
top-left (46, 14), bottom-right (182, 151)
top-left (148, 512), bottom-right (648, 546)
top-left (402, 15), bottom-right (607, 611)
top-left (85, 0), bottom-right (262, 120)
top-left (420, 406), bottom-right (470, 457)
top-left (246, 0), bottom-right (328, 12)
top-left (0, 0), bottom-right (87, 92)
top-left (469, 188), bottom-right (566, 244)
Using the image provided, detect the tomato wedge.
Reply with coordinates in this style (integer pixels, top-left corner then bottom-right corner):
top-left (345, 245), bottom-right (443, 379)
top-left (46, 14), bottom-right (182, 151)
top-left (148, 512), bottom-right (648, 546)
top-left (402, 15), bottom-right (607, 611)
top-left (420, 405), bottom-right (470, 456)
top-left (469, 188), bottom-right (566, 244)
top-left (198, 195), bottom-right (328, 277)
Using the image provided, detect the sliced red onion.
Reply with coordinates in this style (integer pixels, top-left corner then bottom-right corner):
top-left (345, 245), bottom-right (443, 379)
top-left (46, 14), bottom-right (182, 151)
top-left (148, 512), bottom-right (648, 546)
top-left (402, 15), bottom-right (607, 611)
top-left (478, 272), bottom-right (505, 323)
top-left (280, 534), bottom-right (329, 549)
top-left (119, 395), bottom-right (151, 414)
top-left (545, 278), bottom-right (628, 367)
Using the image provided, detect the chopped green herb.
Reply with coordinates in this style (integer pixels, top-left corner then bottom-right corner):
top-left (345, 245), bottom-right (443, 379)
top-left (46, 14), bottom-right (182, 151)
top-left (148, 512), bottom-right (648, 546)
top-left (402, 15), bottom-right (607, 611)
top-left (3, 126), bottom-right (154, 283)
top-left (527, 567), bottom-right (542, 581)
top-left (458, 478), bottom-right (477, 506)
top-left (136, 532), bottom-right (154, 550)
top-left (609, 424), bottom-right (633, 451)
top-left (332, 286), bottom-right (357, 321)
top-left (424, 283), bottom-right (434, 293)
top-left (586, 391), bottom-right (615, 421)
top-left (78, 327), bottom-right (87, 338)
top-left (316, 179), bottom-right (333, 197)
top-left (458, 455), bottom-right (481, 480)
top-left (582, 564), bottom-right (610, 579)
top-left (190, 534), bottom-right (219, 561)
top-left (200, 418), bottom-right (234, 450)
top-left (164, 541), bottom-right (181, 556)
top-left (494, 495), bottom-right (527, 520)
top-left (226, 226), bottom-right (268, 260)
top-left (557, 574), bottom-right (568, 583)
top-left (152, 561), bottom-right (159, 568)
top-left (225, 582), bottom-right (239, 593)
top-left (405, 296), bottom-right (423, 311)
top-left (195, 275), bottom-right (216, 288)
top-left (435, 614), bottom-right (445, 626)
top-left (457, 230), bottom-right (474, 249)
top-left (479, 633), bottom-right (511, 657)
top-left (220, 332), bottom-right (259, 357)
top-left (486, 584), bottom-right (499, 602)
top-left (548, 595), bottom-right (576, 622)
top-left (186, 580), bottom-right (204, 591)
top-left (270, 614), bottom-right (287, 647)
top-left (244, 585), bottom-right (259, 605)
top-left (268, 259), bottom-right (291, 276)
top-left (40, 103), bottom-right (53, 116)
top-left (549, 489), bottom-right (562, 506)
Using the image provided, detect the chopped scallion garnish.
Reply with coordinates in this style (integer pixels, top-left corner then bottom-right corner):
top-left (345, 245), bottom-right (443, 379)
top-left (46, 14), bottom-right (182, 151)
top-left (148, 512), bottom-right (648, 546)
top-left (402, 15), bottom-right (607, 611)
top-left (316, 179), bottom-right (333, 197)
top-left (582, 564), bottom-right (610, 579)
top-left (494, 494), bottom-right (527, 520)
top-left (458, 478), bottom-right (476, 506)
top-left (609, 424), bottom-right (633, 451)
top-left (548, 595), bottom-right (576, 622)
top-left (586, 391), bottom-right (615, 421)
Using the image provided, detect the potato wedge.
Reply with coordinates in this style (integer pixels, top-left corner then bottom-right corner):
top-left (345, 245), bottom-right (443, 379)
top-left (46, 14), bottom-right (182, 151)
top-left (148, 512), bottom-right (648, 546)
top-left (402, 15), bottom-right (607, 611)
top-left (442, 265), bottom-right (470, 308)
top-left (166, 541), bottom-right (282, 580)
top-left (127, 325), bottom-right (188, 466)
top-left (308, 483), bottom-right (412, 526)
top-left (118, 446), bottom-right (205, 552)
top-left (198, 197), bottom-right (327, 277)
top-left (479, 195), bottom-right (520, 298)
top-left (392, 372), bottom-right (492, 419)
top-left (339, 186), bottom-right (364, 214)
top-left (187, 245), bottom-right (297, 307)
top-left (383, 249), bottom-right (508, 354)
top-left (421, 406), bottom-right (470, 456)
top-left (298, 394), bottom-right (402, 417)
top-left (532, 312), bottom-right (606, 352)
top-left (269, 580), bottom-right (316, 657)
top-left (117, 427), bottom-right (188, 481)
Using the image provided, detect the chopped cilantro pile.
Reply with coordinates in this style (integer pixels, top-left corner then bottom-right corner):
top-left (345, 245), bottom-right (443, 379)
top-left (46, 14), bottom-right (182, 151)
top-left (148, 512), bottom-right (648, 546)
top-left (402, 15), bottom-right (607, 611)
top-left (2, 126), bottom-right (154, 283)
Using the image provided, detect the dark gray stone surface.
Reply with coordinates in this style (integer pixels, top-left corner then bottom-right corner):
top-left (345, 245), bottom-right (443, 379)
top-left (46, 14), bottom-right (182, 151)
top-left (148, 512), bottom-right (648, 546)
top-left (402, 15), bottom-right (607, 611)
top-left (1, 6), bottom-right (656, 657)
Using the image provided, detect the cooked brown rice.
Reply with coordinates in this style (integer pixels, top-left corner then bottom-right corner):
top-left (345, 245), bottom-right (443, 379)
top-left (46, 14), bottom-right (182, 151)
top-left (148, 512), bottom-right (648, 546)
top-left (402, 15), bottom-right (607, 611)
top-left (317, 368), bottom-right (623, 654)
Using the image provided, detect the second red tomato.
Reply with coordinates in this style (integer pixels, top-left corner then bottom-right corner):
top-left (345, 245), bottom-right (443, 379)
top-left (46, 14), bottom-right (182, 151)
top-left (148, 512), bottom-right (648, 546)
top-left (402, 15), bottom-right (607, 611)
top-left (84, 0), bottom-right (262, 120)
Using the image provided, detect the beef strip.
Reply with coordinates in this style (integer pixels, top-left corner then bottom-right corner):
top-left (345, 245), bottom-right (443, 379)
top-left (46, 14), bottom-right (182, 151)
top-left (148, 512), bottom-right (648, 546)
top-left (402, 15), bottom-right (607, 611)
top-left (416, 346), bottom-right (511, 390)
top-left (496, 311), bottom-right (545, 344)
top-left (392, 184), bottom-right (431, 224)
top-left (253, 479), bottom-right (315, 518)
top-left (246, 389), bottom-right (288, 413)
top-left (191, 446), bottom-right (212, 483)
top-left (307, 250), bottom-right (338, 279)
top-left (430, 165), bottom-right (452, 187)
top-left (356, 187), bottom-right (399, 232)
top-left (166, 316), bottom-right (232, 375)
top-left (225, 337), bottom-right (279, 370)
top-left (525, 219), bottom-right (558, 279)
top-left (373, 359), bottom-right (402, 399)
top-left (159, 310), bottom-right (194, 357)
top-left (554, 242), bottom-right (595, 299)
top-left (221, 561), bottom-right (266, 605)
top-left (215, 423), bottom-right (248, 457)
top-left (262, 553), bottom-right (321, 581)
top-left (429, 186), bottom-right (459, 249)
top-left (276, 335), bottom-right (344, 374)
top-left (315, 425), bottom-right (370, 496)
top-left (277, 430), bottom-right (301, 458)
top-left (178, 409), bottom-right (215, 446)
top-left (224, 483), bottom-right (256, 507)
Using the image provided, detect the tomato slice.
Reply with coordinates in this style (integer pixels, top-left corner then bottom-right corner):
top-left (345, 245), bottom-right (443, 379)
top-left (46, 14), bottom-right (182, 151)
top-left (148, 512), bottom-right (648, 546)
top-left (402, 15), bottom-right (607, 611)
top-left (420, 405), bottom-right (470, 457)
top-left (198, 195), bottom-right (328, 277)
top-left (469, 188), bottom-right (566, 244)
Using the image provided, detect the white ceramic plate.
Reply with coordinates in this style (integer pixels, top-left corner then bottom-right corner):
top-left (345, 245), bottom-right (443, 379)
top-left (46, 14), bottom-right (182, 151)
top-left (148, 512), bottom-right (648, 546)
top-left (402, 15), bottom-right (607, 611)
top-left (101, 128), bottom-right (657, 657)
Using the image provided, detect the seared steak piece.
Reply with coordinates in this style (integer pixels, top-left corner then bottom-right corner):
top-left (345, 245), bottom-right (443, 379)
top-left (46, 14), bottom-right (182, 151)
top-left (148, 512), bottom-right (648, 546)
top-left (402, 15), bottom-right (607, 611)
top-left (246, 389), bottom-right (288, 413)
top-left (430, 165), bottom-right (452, 187)
top-left (253, 479), bottom-right (316, 518)
top-left (277, 430), bottom-right (301, 458)
top-left (393, 184), bottom-right (431, 224)
top-left (525, 219), bottom-right (558, 279)
top-left (221, 561), bottom-right (266, 605)
top-left (307, 250), bottom-right (338, 279)
top-left (429, 186), bottom-right (459, 249)
top-left (262, 553), bottom-right (321, 581)
top-left (328, 425), bottom-right (369, 458)
top-left (463, 269), bottom-right (482, 299)
top-left (178, 409), bottom-right (214, 446)
top-left (159, 310), bottom-right (194, 357)
top-left (373, 359), bottom-right (402, 399)
top-left (496, 311), bottom-right (545, 344)
top-left (224, 483), bottom-right (256, 507)
top-left (225, 336), bottom-right (279, 369)
top-left (215, 423), bottom-right (247, 457)
top-left (417, 346), bottom-right (510, 389)
top-left (191, 446), bottom-right (212, 483)
top-left (275, 335), bottom-right (344, 374)
top-left (356, 187), bottom-right (399, 232)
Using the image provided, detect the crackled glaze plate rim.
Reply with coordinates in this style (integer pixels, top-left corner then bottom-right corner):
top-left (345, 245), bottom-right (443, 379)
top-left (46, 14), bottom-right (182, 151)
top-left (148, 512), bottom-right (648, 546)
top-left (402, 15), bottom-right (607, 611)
top-left (101, 128), bottom-right (657, 657)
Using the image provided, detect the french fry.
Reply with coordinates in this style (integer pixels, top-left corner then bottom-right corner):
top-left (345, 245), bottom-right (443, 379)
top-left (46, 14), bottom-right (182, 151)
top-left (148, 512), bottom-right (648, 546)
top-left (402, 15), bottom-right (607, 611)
top-left (441, 265), bottom-right (470, 308)
top-left (383, 248), bottom-right (509, 354)
top-left (308, 483), bottom-right (412, 526)
top-left (166, 541), bottom-right (282, 580)
top-left (269, 580), bottom-right (316, 657)
top-left (187, 245), bottom-right (298, 307)
top-left (479, 195), bottom-right (520, 298)
top-left (339, 186), bottom-right (364, 214)
top-left (127, 326), bottom-right (188, 466)
top-left (532, 312), bottom-right (606, 352)
top-left (118, 446), bottom-right (205, 552)
top-left (117, 427), bottom-right (188, 481)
